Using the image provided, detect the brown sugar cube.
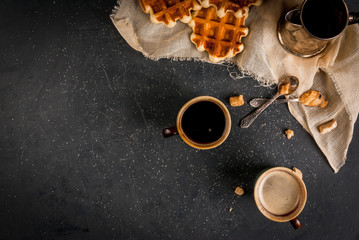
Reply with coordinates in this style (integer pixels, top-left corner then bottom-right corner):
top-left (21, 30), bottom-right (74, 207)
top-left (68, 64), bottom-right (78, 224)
top-left (320, 100), bottom-right (329, 108)
top-left (230, 95), bottom-right (244, 107)
top-left (279, 83), bottom-right (291, 95)
top-left (285, 129), bottom-right (294, 139)
top-left (319, 119), bottom-right (337, 134)
top-left (234, 186), bottom-right (244, 196)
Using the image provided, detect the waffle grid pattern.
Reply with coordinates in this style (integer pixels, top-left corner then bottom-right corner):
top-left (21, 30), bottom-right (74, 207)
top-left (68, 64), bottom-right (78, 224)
top-left (189, 7), bottom-right (248, 62)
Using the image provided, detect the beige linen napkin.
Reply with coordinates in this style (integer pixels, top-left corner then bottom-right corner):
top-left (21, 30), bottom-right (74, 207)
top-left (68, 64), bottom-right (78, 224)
top-left (110, 0), bottom-right (359, 172)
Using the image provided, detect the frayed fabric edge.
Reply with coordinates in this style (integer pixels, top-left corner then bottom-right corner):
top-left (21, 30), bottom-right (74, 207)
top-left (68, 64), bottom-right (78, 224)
top-left (110, 0), bottom-right (123, 17)
top-left (236, 66), bottom-right (275, 87)
top-left (141, 54), bottom-right (276, 88)
top-left (220, 62), bottom-right (276, 87)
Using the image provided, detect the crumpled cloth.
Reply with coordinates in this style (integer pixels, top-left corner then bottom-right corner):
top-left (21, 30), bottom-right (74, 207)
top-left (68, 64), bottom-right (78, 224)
top-left (110, 0), bottom-right (359, 172)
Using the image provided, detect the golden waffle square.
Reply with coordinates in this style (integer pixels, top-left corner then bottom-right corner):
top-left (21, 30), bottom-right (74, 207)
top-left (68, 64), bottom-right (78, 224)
top-left (189, 6), bottom-right (248, 62)
top-left (140, 0), bottom-right (202, 28)
top-left (198, 0), bottom-right (262, 18)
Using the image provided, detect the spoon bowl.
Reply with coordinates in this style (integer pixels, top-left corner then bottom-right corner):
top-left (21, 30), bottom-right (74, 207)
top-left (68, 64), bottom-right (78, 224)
top-left (278, 76), bottom-right (299, 95)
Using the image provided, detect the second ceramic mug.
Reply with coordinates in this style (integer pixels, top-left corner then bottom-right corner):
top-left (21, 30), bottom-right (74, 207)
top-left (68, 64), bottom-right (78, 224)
top-left (162, 96), bottom-right (231, 150)
top-left (254, 167), bottom-right (307, 229)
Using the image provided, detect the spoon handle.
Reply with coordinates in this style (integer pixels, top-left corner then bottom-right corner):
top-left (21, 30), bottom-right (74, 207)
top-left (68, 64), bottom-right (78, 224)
top-left (240, 93), bottom-right (281, 128)
top-left (249, 98), bottom-right (299, 107)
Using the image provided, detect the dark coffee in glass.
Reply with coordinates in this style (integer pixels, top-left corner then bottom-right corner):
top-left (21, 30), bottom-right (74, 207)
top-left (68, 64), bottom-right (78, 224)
top-left (301, 0), bottom-right (348, 39)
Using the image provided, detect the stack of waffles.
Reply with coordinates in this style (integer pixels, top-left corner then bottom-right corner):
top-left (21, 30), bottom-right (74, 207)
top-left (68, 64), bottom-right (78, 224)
top-left (139, 0), bottom-right (262, 63)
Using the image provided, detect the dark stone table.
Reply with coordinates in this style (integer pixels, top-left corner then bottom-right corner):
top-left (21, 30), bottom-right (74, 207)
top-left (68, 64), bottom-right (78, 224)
top-left (1, 1), bottom-right (359, 239)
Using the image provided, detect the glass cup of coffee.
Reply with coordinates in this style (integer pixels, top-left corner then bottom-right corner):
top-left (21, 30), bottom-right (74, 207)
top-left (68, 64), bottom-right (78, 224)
top-left (162, 96), bottom-right (231, 150)
top-left (277, 0), bottom-right (359, 57)
top-left (254, 167), bottom-right (307, 229)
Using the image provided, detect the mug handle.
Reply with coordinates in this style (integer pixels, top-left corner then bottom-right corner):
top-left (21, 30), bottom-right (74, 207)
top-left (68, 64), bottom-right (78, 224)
top-left (162, 126), bottom-right (178, 138)
top-left (290, 217), bottom-right (302, 229)
top-left (349, 12), bottom-right (359, 25)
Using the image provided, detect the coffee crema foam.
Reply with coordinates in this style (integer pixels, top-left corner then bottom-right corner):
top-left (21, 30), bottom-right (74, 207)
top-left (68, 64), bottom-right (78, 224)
top-left (258, 171), bottom-right (301, 216)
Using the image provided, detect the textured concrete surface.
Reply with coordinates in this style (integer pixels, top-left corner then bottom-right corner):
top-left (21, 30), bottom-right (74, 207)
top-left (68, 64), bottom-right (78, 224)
top-left (1, 0), bottom-right (359, 239)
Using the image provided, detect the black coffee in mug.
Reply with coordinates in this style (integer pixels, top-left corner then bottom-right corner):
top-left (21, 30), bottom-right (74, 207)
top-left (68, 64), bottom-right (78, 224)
top-left (163, 96), bottom-right (231, 149)
top-left (181, 101), bottom-right (225, 144)
top-left (301, 0), bottom-right (348, 39)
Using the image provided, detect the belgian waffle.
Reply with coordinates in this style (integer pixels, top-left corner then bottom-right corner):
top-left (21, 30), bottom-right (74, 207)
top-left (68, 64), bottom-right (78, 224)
top-left (198, 0), bottom-right (262, 18)
top-left (140, 0), bottom-right (202, 28)
top-left (189, 6), bottom-right (248, 62)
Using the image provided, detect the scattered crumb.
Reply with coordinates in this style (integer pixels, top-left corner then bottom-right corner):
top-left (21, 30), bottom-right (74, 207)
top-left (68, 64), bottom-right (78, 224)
top-left (320, 100), bottom-right (329, 108)
top-left (279, 83), bottom-right (291, 95)
top-left (229, 207), bottom-right (233, 212)
top-left (319, 119), bottom-right (337, 134)
top-left (285, 129), bottom-right (294, 139)
top-left (230, 95), bottom-right (244, 107)
top-left (299, 90), bottom-right (325, 107)
top-left (234, 186), bottom-right (244, 196)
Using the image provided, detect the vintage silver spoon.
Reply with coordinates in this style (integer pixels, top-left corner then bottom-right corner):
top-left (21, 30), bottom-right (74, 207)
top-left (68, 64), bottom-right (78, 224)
top-left (240, 76), bottom-right (299, 128)
top-left (249, 98), bottom-right (298, 107)
top-left (249, 90), bottom-right (324, 107)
